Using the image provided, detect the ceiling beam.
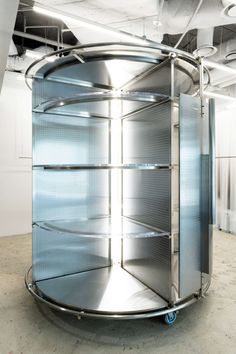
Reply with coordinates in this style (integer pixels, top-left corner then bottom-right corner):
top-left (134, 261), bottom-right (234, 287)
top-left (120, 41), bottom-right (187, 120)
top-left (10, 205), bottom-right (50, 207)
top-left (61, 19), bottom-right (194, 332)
top-left (13, 30), bottom-right (71, 48)
top-left (0, 0), bottom-right (20, 93)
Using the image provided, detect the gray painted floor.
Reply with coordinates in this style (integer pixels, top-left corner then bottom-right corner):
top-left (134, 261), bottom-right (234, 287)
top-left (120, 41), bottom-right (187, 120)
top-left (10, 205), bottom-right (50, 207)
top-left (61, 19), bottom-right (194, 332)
top-left (0, 230), bottom-right (235, 354)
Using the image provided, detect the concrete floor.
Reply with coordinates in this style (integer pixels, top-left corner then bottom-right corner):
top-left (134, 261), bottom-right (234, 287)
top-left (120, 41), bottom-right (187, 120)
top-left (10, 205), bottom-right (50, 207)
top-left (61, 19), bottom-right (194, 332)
top-left (0, 230), bottom-right (235, 354)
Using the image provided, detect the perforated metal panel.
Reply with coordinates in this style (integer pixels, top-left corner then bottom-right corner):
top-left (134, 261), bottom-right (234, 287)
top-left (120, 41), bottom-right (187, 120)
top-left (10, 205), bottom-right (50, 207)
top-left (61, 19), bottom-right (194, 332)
top-left (123, 169), bottom-right (171, 232)
top-left (179, 94), bottom-right (202, 298)
top-left (123, 101), bottom-right (171, 165)
top-left (33, 169), bottom-right (109, 222)
top-left (33, 113), bottom-right (109, 165)
top-left (32, 225), bottom-right (110, 281)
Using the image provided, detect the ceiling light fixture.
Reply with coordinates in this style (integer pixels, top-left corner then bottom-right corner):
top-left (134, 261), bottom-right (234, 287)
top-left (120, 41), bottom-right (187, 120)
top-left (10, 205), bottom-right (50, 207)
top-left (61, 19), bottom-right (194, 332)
top-left (33, 4), bottom-right (147, 45)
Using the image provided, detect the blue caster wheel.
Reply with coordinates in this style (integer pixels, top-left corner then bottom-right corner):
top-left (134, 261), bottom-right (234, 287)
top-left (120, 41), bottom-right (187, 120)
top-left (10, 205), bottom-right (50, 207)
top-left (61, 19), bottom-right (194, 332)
top-left (164, 311), bottom-right (177, 325)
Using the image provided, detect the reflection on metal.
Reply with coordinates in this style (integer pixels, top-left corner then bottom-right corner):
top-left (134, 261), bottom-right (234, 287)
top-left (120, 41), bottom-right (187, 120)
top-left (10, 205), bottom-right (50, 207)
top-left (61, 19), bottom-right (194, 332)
top-left (27, 42), bottom-right (213, 320)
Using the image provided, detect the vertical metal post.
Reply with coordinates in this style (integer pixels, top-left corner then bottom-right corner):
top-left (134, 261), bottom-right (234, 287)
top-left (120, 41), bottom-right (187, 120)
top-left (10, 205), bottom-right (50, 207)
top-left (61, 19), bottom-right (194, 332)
top-left (170, 55), bottom-right (179, 304)
top-left (199, 57), bottom-right (205, 116)
top-left (209, 98), bottom-right (216, 225)
top-left (170, 53), bottom-right (176, 100)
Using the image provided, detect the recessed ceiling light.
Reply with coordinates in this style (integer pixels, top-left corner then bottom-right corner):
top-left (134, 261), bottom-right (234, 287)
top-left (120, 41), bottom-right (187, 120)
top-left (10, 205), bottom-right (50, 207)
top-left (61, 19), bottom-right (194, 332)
top-left (221, 3), bottom-right (236, 18)
top-left (193, 45), bottom-right (217, 58)
top-left (224, 51), bottom-right (236, 62)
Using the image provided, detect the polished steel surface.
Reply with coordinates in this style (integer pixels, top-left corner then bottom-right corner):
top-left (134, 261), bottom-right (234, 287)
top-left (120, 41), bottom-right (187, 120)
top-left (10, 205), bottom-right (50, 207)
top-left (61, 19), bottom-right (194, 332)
top-left (123, 237), bottom-right (171, 301)
top-left (123, 169), bottom-right (171, 232)
top-left (179, 94), bottom-right (202, 298)
top-left (29, 42), bottom-right (212, 318)
top-left (35, 266), bottom-right (168, 314)
top-left (35, 216), bottom-right (169, 239)
top-left (123, 101), bottom-right (171, 165)
top-left (26, 266), bottom-right (201, 320)
top-left (33, 113), bottom-right (109, 166)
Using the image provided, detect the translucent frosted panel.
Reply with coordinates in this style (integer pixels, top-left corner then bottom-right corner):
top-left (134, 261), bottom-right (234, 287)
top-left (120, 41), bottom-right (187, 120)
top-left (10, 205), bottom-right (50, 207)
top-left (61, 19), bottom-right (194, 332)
top-left (33, 113), bottom-right (109, 165)
top-left (33, 169), bottom-right (109, 222)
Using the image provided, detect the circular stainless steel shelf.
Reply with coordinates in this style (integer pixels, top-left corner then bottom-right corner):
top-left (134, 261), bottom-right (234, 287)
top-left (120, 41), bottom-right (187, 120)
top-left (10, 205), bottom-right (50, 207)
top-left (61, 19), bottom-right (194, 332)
top-left (34, 216), bottom-right (169, 239)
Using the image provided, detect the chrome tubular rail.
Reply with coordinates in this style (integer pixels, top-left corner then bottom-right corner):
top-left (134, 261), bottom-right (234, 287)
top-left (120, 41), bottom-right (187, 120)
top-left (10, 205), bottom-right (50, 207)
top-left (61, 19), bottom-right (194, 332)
top-left (25, 41), bottom-right (210, 90)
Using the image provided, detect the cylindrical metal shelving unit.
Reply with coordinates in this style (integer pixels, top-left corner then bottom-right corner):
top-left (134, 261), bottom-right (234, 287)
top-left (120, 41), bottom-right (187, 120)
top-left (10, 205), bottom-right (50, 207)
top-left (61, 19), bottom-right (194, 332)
top-left (25, 42), bottom-right (214, 322)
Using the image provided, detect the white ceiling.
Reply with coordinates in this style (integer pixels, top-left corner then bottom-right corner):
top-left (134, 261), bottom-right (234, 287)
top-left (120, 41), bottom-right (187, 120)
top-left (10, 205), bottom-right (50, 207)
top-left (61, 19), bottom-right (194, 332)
top-left (36, 0), bottom-right (236, 44)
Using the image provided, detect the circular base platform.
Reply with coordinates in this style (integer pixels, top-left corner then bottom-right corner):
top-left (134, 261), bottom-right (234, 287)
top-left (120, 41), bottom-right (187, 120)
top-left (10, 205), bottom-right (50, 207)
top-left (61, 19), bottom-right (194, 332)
top-left (25, 266), bottom-right (204, 320)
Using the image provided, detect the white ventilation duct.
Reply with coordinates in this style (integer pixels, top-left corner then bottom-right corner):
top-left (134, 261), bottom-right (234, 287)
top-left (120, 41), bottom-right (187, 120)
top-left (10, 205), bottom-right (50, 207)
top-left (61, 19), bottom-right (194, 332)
top-left (6, 45), bottom-right (55, 74)
top-left (206, 38), bottom-right (236, 88)
top-left (8, 39), bottom-right (18, 56)
top-left (193, 27), bottom-right (217, 57)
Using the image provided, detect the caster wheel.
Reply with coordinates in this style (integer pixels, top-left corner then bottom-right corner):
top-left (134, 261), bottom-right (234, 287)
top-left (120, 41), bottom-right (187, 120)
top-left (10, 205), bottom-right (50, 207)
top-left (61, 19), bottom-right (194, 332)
top-left (164, 311), bottom-right (177, 325)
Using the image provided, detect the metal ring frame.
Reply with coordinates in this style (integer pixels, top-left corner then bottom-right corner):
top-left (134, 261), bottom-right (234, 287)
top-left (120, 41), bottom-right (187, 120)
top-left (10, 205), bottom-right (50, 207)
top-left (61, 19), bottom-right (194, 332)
top-left (25, 41), bottom-right (210, 91)
top-left (25, 266), bottom-right (207, 320)
top-left (34, 91), bottom-right (169, 113)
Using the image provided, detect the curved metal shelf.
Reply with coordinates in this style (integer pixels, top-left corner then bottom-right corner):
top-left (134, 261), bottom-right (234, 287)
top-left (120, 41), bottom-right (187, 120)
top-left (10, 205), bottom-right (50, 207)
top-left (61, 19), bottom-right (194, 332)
top-left (33, 91), bottom-right (169, 113)
top-left (34, 216), bottom-right (169, 239)
top-left (33, 163), bottom-right (171, 170)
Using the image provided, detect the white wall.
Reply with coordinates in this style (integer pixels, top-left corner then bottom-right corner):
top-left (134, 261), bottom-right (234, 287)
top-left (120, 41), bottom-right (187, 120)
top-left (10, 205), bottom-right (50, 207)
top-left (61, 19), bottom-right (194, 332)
top-left (0, 71), bottom-right (32, 236)
top-left (215, 101), bottom-right (236, 234)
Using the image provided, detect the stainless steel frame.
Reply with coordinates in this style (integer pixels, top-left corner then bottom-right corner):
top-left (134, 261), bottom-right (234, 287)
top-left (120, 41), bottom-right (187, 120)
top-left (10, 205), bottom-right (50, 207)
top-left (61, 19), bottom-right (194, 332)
top-left (26, 42), bottom-right (213, 321)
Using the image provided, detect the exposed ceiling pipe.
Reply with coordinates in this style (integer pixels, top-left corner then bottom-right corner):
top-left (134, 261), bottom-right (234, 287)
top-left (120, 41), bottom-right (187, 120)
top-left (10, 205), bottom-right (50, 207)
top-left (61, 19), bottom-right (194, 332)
top-left (8, 39), bottom-right (18, 56)
top-left (33, 3), bottom-right (151, 46)
top-left (174, 0), bottom-right (204, 48)
top-left (0, 0), bottom-right (20, 93)
top-left (13, 30), bottom-right (71, 48)
top-left (193, 27), bottom-right (217, 58)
